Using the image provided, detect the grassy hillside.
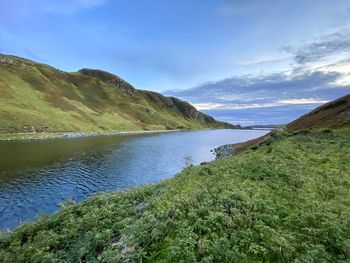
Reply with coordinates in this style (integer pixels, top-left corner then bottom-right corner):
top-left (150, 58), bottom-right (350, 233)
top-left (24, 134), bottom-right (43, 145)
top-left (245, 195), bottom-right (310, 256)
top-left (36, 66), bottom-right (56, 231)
top-left (1, 127), bottom-right (349, 262)
top-left (0, 54), bottom-right (231, 137)
top-left (287, 93), bottom-right (350, 131)
top-left (215, 94), bottom-right (350, 158)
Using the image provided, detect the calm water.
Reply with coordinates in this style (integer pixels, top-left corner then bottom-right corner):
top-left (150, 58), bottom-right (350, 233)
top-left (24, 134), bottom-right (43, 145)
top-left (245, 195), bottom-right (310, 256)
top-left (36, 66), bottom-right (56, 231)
top-left (0, 129), bottom-right (268, 229)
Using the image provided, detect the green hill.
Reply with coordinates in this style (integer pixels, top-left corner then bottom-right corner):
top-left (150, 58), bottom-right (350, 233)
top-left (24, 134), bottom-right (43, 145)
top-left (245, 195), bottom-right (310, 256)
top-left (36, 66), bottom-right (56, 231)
top-left (0, 54), bottom-right (232, 138)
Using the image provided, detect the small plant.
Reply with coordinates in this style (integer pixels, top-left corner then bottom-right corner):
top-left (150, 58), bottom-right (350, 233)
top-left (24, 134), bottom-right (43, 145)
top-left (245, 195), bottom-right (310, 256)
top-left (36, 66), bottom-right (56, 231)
top-left (267, 145), bottom-right (272, 153)
top-left (184, 154), bottom-right (194, 167)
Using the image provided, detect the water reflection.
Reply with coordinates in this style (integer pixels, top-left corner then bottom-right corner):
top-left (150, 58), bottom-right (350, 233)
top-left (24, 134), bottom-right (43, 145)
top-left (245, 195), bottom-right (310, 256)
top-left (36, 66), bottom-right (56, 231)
top-left (0, 129), bottom-right (268, 229)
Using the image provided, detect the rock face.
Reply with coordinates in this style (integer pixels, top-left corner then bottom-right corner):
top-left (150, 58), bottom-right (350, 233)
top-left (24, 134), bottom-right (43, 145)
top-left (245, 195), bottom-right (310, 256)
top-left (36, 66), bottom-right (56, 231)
top-left (79, 68), bottom-right (136, 94)
top-left (168, 97), bottom-right (237, 128)
top-left (214, 144), bottom-right (235, 159)
top-left (169, 97), bottom-right (213, 123)
top-left (287, 94), bottom-right (350, 131)
top-left (0, 55), bottom-right (15, 64)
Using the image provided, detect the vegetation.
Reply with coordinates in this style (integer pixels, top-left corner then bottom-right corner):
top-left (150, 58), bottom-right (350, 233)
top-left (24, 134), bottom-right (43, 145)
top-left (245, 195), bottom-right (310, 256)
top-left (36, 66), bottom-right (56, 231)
top-left (0, 54), bottom-right (231, 140)
top-left (1, 127), bottom-right (349, 262)
top-left (287, 93), bottom-right (350, 131)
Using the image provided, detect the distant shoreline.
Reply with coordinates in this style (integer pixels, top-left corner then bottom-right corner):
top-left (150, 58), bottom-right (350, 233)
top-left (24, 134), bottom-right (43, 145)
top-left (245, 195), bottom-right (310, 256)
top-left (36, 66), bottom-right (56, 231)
top-left (0, 127), bottom-right (257, 142)
top-left (0, 129), bottom-right (182, 142)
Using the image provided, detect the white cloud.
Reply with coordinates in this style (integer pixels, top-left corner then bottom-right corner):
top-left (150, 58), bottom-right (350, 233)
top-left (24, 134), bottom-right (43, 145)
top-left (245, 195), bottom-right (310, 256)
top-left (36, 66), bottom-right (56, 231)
top-left (193, 103), bottom-right (225, 110)
top-left (194, 98), bottom-right (329, 111)
top-left (277, 98), bottom-right (329, 104)
top-left (332, 74), bottom-right (350, 86)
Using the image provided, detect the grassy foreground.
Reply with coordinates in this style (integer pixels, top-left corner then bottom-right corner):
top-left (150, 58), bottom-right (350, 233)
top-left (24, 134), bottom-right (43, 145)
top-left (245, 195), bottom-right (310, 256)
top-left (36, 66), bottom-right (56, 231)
top-left (1, 128), bottom-right (350, 262)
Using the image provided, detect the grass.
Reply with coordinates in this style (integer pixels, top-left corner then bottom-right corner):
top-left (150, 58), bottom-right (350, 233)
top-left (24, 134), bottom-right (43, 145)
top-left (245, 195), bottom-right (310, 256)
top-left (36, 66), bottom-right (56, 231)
top-left (1, 128), bottom-right (349, 262)
top-left (0, 55), bottom-right (226, 138)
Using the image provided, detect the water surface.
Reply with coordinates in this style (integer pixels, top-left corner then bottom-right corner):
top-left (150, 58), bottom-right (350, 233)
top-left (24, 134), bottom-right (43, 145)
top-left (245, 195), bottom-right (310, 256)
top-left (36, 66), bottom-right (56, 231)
top-left (0, 129), bottom-right (268, 229)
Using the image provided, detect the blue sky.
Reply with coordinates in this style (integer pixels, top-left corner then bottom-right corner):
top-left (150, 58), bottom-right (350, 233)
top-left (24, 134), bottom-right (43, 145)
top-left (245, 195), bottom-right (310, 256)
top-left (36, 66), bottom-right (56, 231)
top-left (1, 0), bottom-right (350, 125)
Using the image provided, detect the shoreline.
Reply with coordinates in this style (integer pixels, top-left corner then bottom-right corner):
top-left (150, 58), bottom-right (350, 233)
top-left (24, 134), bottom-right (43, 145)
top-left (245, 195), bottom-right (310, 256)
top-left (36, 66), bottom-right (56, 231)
top-left (0, 128), bottom-right (258, 142)
top-left (0, 129), bottom-right (182, 142)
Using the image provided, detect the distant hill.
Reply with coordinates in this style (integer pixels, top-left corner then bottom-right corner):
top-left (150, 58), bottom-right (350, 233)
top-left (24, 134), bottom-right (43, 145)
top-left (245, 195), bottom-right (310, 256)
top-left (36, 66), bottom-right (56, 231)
top-left (244, 124), bottom-right (286, 130)
top-left (0, 54), bottom-right (232, 134)
top-left (287, 93), bottom-right (350, 131)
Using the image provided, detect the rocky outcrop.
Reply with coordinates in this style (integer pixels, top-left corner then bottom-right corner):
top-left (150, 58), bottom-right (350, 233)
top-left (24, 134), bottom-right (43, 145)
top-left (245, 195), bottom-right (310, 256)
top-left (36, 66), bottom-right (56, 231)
top-left (79, 68), bottom-right (136, 94)
top-left (0, 55), bottom-right (15, 64)
top-left (214, 144), bottom-right (235, 159)
top-left (136, 90), bottom-right (235, 128)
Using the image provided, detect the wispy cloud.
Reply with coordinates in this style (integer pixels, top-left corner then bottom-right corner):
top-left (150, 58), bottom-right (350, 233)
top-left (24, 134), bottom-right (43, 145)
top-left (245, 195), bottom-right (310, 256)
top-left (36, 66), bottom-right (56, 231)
top-left (167, 70), bottom-right (346, 103)
top-left (166, 68), bottom-right (350, 124)
top-left (193, 98), bottom-right (329, 111)
top-left (277, 98), bottom-right (329, 105)
top-left (288, 32), bottom-right (350, 64)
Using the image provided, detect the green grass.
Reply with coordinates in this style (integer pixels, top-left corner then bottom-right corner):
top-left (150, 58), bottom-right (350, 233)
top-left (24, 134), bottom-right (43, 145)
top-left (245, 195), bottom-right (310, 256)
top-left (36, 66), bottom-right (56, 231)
top-left (0, 55), bottom-right (226, 138)
top-left (1, 128), bottom-right (349, 262)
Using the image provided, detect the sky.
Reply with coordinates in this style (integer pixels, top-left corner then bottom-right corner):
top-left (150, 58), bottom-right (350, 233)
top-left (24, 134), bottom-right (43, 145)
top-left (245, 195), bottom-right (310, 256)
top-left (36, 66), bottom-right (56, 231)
top-left (0, 0), bottom-right (350, 125)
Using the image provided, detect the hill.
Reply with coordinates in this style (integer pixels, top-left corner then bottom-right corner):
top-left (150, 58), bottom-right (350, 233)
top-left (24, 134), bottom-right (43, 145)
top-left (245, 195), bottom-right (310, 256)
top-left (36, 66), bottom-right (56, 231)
top-left (0, 54), bottom-right (232, 137)
top-left (215, 94), bottom-right (350, 157)
top-left (287, 93), bottom-right (350, 131)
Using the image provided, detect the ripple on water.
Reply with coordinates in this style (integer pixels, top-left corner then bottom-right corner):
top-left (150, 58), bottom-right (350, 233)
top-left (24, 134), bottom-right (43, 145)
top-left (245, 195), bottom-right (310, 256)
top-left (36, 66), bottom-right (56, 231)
top-left (0, 129), bottom-right (269, 229)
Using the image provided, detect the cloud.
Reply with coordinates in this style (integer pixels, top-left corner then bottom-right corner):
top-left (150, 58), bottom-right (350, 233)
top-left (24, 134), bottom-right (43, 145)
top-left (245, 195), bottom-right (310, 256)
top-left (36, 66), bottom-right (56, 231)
top-left (167, 70), bottom-right (346, 102)
top-left (192, 103), bottom-right (224, 110)
top-left (166, 69), bottom-right (350, 124)
top-left (202, 105), bottom-right (319, 126)
top-left (193, 98), bottom-right (329, 111)
top-left (165, 27), bottom-right (350, 125)
top-left (277, 98), bottom-right (329, 105)
top-left (289, 32), bottom-right (350, 64)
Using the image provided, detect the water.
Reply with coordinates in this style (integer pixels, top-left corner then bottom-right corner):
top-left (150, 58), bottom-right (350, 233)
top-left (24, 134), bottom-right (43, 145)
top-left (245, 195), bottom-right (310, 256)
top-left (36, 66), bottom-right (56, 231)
top-left (0, 129), bottom-right (268, 229)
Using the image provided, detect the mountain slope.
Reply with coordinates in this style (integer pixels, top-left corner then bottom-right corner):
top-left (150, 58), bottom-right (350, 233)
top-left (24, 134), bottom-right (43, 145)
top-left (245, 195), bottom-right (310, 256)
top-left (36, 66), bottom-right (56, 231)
top-left (0, 54), bottom-right (232, 135)
top-left (287, 93), bottom-right (350, 131)
top-left (215, 94), bottom-right (350, 157)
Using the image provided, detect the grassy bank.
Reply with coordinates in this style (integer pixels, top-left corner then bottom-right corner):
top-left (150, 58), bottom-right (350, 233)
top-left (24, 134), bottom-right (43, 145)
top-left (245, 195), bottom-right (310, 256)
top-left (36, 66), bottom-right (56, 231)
top-left (1, 128), bottom-right (350, 262)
